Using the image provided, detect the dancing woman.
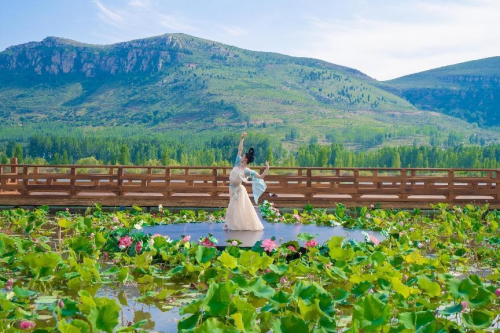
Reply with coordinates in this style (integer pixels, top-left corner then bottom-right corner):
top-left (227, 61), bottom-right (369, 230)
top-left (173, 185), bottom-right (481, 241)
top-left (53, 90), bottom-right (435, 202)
top-left (225, 132), bottom-right (270, 231)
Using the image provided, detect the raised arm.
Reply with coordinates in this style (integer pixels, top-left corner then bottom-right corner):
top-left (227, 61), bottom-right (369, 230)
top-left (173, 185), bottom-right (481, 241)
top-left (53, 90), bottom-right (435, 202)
top-left (253, 161), bottom-right (270, 179)
top-left (237, 132), bottom-right (247, 156)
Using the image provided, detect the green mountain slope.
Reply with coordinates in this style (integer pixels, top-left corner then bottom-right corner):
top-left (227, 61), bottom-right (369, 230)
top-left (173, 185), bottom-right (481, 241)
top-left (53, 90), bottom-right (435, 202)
top-left (385, 57), bottom-right (500, 126)
top-left (0, 34), bottom-right (497, 148)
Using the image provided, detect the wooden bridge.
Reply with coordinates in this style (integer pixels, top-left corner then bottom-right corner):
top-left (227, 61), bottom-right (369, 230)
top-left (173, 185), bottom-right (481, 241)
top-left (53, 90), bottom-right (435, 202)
top-left (1, 159), bottom-right (499, 208)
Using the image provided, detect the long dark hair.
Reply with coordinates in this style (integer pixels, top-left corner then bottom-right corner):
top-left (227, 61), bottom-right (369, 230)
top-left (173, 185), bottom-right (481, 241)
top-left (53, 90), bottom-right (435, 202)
top-left (244, 147), bottom-right (255, 164)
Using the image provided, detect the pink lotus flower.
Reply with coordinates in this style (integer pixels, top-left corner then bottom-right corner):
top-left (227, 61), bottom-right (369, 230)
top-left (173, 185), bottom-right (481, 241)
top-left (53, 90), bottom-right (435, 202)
top-left (399, 221), bottom-right (404, 226)
top-left (135, 241), bottom-right (143, 254)
top-left (264, 268), bottom-right (271, 274)
top-left (113, 216), bottom-right (119, 223)
top-left (293, 214), bottom-right (301, 221)
top-left (280, 276), bottom-right (287, 284)
top-left (6, 278), bottom-right (13, 291)
top-left (199, 237), bottom-right (215, 247)
top-left (495, 288), bottom-right (500, 297)
top-left (409, 227), bottom-right (415, 232)
top-left (261, 238), bottom-right (277, 252)
top-left (305, 239), bottom-right (318, 248)
top-left (58, 299), bottom-right (64, 308)
top-left (461, 301), bottom-right (467, 311)
top-left (288, 245), bottom-right (296, 252)
top-left (19, 321), bottom-right (35, 330)
top-left (118, 236), bottom-right (133, 250)
top-left (231, 241), bottom-right (238, 246)
top-left (418, 243), bottom-right (423, 248)
top-left (369, 234), bottom-right (380, 245)
top-left (183, 235), bottom-right (191, 242)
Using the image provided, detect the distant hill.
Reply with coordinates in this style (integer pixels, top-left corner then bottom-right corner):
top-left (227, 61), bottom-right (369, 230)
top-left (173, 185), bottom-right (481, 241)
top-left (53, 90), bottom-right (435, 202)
top-left (385, 57), bottom-right (500, 126)
top-left (0, 34), bottom-right (496, 148)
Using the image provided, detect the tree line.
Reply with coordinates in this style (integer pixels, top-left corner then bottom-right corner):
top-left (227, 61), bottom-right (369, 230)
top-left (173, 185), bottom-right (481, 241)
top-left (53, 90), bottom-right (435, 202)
top-left (2, 134), bottom-right (500, 169)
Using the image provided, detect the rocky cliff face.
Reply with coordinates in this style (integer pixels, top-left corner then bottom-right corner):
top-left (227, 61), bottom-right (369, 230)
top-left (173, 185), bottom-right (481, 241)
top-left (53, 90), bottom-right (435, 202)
top-left (0, 35), bottom-right (204, 77)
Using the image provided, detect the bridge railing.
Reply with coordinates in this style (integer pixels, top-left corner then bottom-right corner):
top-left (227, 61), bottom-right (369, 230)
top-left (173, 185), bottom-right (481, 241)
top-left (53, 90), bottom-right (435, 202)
top-left (1, 159), bottom-right (499, 208)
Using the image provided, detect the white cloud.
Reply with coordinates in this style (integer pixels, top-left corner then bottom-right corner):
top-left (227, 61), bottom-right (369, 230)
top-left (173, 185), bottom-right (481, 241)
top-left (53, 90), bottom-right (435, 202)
top-left (157, 14), bottom-right (198, 32)
top-left (220, 25), bottom-right (247, 37)
top-left (93, 0), bottom-right (124, 27)
top-left (292, 0), bottom-right (500, 79)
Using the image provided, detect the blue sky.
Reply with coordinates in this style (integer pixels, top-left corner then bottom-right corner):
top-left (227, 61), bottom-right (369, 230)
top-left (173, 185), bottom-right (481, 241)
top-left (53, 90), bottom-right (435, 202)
top-left (1, 0), bottom-right (499, 80)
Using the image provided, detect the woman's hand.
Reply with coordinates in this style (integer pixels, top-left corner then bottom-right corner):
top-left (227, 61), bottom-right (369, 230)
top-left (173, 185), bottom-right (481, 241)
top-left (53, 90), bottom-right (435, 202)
top-left (241, 132), bottom-right (247, 139)
top-left (265, 161), bottom-right (270, 170)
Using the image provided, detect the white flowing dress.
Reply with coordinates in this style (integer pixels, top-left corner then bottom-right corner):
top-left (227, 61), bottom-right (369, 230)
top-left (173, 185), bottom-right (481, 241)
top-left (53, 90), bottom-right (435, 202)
top-left (225, 155), bottom-right (266, 231)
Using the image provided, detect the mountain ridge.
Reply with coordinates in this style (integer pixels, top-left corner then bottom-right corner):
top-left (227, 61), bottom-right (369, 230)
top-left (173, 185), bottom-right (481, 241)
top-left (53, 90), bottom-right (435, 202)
top-left (0, 33), bottom-right (498, 148)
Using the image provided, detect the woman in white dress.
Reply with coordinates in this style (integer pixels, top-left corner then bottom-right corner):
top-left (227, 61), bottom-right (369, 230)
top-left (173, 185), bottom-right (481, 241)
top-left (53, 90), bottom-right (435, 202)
top-left (225, 132), bottom-right (270, 231)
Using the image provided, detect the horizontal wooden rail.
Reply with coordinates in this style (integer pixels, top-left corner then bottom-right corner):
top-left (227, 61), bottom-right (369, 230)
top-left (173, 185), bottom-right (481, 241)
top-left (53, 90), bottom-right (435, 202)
top-left (1, 160), bottom-right (500, 208)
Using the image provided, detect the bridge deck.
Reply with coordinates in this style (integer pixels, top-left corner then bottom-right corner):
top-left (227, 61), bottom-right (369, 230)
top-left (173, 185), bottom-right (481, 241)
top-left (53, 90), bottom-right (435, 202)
top-left (1, 162), bottom-right (499, 208)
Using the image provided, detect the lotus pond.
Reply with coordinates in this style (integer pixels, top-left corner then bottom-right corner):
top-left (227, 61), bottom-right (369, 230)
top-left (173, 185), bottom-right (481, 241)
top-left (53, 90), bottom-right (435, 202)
top-left (0, 202), bottom-right (499, 332)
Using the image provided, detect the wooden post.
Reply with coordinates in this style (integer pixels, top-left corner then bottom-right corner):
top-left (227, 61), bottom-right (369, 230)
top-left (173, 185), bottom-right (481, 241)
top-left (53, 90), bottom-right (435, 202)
top-left (401, 169), bottom-right (408, 199)
top-left (10, 157), bottom-right (18, 184)
top-left (305, 169), bottom-right (312, 197)
top-left (496, 170), bottom-right (500, 203)
top-left (212, 168), bottom-right (218, 197)
top-left (353, 169), bottom-right (359, 200)
top-left (19, 166), bottom-right (29, 195)
top-left (70, 167), bottom-right (77, 196)
top-left (448, 170), bottom-right (455, 203)
top-left (117, 167), bottom-right (124, 196)
top-left (164, 168), bottom-right (171, 197)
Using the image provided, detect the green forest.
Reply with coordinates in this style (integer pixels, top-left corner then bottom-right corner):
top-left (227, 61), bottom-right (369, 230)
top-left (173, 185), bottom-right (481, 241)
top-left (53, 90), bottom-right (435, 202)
top-left (1, 128), bottom-right (500, 169)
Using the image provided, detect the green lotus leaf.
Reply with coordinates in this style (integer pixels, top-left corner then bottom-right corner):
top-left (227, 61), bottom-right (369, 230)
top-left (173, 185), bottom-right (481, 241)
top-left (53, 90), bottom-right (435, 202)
top-left (179, 299), bottom-right (203, 315)
top-left (178, 312), bottom-right (201, 333)
top-left (195, 245), bottom-right (217, 264)
top-left (439, 303), bottom-right (463, 316)
top-left (218, 251), bottom-right (237, 269)
top-left (468, 286), bottom-right (493, 309)
top-left (270, 290), bottom-right (292, 308)
top-left (13, 286), bottom-right (35, 298)
top-left (23, 252), bottom-right (62, 279)
top-left (231, 295), bottom-right (259, 333)
top-left (272, 314), bottom-right (309, 333)
top-left (316, 316), bottom-right (337, 333)
top-left (193, 318), bottom-right (239, 333)
top-left (135, 252), bottom-right (153, 269)
top-left (58, 218), bottom-right (74, 229)
top-left (353, 294), bottom-right (390, 331)
top-left (292, 281), bottom-right (327, 305)
top-left (329, 247), bottom-right (355, 261)
top-left (202, 281), bottom-right (238, 317)
top-left (117, 267), bottom-right (129, 284)
top-left (370, 251), bottom-right (387, 264)
top-left (447, 277), bottom-right (478, 300)
top-left (417, 277), bottom-right (441, 298)
top-left (377, 278), bottom-right (392, 291)
top-left (268, 264), bottom-right (289, 275)
top-left (239, 250), bottom-right (273, 275)
top-left (331, 288), bottom-right (349, 303)
top-left (88, 297), bottom-right (121, 333)
top-left (246, 277), bottom-right (276, 299)
top-left (392, 277), bottom-right (410, 298)
top-left (462, 310), bottom-right (493, 330)
top-left (399, 310), bottom-right (436, 331)
top-left (351, 281), bottom-right (373, 298)
top-left (331, 266), bottom-right (348, 280)
top-left (136, 275), bottom-right (153, 284)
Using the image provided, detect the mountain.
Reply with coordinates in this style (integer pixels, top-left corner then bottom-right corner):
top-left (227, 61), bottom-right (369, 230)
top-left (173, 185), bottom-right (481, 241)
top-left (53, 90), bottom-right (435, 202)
top-left (385, 57), bottom-right (500, 127)
top-left (0, 34), bottom-right (497, 148)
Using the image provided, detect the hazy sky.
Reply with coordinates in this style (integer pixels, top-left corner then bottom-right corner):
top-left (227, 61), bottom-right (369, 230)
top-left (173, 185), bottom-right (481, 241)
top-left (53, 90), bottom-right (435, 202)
top-left (1, 0), bottom-right (499, 80)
